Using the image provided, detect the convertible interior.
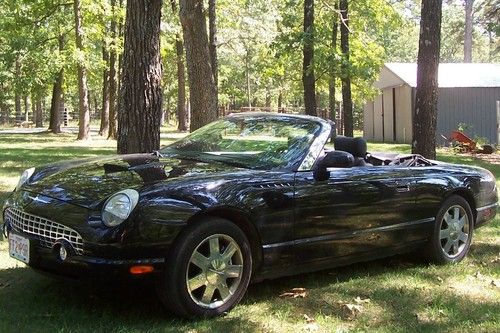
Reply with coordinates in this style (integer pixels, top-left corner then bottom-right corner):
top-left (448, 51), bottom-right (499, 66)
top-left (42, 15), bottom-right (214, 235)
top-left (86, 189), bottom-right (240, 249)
top-left (323, 136), bottom-right (436, 168)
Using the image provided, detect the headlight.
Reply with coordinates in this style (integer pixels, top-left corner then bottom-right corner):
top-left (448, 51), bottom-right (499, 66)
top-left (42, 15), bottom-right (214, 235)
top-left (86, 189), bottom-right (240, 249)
top-left (17, 167), bottom-right (35, 190)
top-left (102, 189), bottom-right (139, 227)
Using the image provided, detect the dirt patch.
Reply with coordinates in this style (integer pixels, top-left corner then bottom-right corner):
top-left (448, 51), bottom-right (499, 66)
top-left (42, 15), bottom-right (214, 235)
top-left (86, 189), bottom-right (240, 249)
top-left (458, 152), bottom-right (500, 165)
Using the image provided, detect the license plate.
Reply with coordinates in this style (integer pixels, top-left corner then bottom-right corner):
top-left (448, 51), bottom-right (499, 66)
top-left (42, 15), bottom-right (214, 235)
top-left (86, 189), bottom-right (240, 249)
top-left (9, 233), bottom-right (30, 264)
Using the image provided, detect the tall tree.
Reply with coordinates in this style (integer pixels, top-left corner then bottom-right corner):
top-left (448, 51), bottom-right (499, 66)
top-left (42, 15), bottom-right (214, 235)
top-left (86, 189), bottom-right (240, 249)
top-left (463, 0), bottom-right (474, 62)
top-left (48, 34), bottom-right (66, 134)
top-left (48, 69), bottom-right (63, 133)
top-left (35, 96), bottom-right (43, 127)
top-left (302, 0), bottom-right (316, 116)
top-left (108, 0), bottom-right (119, 140)
top-left (99, 44), bottom-right (110, 136)
top-left (171, 0), bottom-right (188, 131)
top-left (412, 0), bottom-right (442, 159)
top-left (14, 59), bottom-right (21, 122)
top-left (117, 0), bottom-right (163, 154)
top-left (329, 1), bottom-right (339, 125)
top-left (339, 0), bottom-right (353, 137)
top-left (73, 0), bottom-right (91, 140)
top-left (208, 0), bottom-right (219, 117)
top-left (179, 0), bottom-right (218, 131)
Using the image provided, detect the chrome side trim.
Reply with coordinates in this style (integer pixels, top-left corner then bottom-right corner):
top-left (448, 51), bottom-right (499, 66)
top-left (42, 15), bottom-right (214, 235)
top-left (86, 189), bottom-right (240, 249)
top-left (476, 202), bottom-right (498, 212)
top-left (83, 257), bottom-right (165, 265)
top-left (262, 217), bottom-right (435, 249)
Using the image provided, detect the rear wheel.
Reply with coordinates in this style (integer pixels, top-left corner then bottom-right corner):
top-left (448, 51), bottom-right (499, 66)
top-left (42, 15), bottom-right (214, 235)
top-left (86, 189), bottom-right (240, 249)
top-left (426, 195), bottom-right (474, 264)
top-left (158, 217), bottom-right (252, 317)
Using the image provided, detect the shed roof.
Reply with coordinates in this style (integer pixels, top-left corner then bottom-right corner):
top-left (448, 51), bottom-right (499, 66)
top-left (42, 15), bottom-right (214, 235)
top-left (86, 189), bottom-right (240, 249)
top-left (375, 63), bottom-right (500, 89)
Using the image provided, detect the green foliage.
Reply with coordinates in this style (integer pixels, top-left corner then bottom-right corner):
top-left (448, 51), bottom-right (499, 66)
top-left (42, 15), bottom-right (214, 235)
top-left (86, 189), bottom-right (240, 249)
top-left (0, 132), bottom-right (498, 332)
top-left (0, 0), bottom-right (497, 126)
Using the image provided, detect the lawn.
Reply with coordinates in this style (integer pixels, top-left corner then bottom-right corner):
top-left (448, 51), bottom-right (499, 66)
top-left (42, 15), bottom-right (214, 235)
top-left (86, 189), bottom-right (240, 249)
top-left (0, 128), bottom-right (498, 333)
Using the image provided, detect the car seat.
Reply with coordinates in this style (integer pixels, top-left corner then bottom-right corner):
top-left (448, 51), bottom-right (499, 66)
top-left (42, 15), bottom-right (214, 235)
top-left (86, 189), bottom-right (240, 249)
top-left (333, 136), bottom-right (370, 166)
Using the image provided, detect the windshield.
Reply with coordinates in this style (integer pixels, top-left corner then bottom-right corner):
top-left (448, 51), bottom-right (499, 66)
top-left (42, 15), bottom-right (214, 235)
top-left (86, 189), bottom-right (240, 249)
top-left (161, 116), bottom-right (322, 170)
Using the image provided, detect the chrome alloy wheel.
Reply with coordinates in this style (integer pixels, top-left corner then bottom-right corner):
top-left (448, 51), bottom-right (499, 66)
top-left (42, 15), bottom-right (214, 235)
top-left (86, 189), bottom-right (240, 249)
top-left (439, 205), bottom-right (470, 258)
top-left (186, 234), bottom-right (244, 309)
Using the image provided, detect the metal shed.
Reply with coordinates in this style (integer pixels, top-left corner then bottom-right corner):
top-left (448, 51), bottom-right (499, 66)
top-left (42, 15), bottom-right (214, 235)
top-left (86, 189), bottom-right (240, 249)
top-left (363, 63), bottom-right (500, 145)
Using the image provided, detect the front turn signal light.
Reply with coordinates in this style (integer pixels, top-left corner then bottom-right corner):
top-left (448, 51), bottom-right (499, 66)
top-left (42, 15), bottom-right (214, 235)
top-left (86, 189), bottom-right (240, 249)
top-left (129, 265), bottom-right (154, 275)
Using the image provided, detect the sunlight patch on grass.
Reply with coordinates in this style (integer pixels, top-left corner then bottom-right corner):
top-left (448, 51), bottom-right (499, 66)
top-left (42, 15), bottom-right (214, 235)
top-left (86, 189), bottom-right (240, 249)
top-left (0, 129), bottom-right (498, 332)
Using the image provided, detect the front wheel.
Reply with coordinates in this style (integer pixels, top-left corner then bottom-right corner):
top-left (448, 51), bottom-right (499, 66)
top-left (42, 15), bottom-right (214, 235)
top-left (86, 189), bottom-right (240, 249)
top-left (158, 218), bottom-right (252, 317)
top-left (426, 195), bottom-right (474, 264)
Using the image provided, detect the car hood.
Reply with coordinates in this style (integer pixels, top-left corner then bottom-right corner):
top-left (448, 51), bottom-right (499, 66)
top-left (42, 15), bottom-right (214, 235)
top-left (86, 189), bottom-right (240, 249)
top-left (22, 154), bottom-right (239, 208)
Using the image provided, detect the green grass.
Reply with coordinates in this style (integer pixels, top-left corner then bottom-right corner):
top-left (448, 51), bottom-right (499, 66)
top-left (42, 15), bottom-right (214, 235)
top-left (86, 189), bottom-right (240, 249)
top-left (0, 129), bottom-right (498, 332)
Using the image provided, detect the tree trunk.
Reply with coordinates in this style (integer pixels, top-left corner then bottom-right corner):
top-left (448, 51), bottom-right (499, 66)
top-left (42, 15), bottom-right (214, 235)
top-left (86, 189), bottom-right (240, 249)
top-left (35, 97), bottom-right (43, 127)
top-left (117, 0), bottom-right (163, 154)
top-left (93, 92), bottom-right (99, 120)
top-left (175, 36), bottom-right (188, 131)
top-left (48, 34), bottom-right (65, 134)
top-left (108, 0), bottom-right (119, 139)
top-left (99, 44), bottom-right (110, 137)
top-left (245, 49), bottom-right (251, 107)
top-left (164, 93), bottom-right (171, 125)
top-left (339, 0), bottom-right (353, 137)
top-left (463, 0), bottom-right (473, 62)
top-left (329, 1), bottom-right (338, 124)
top-left (24, 95), bottom-right (30, 122)
top-left (0, 84), bottom-right (6, 124)
top-left (48, 69), bottom-right (63, 133)
top-left (171, 0), bottom-right (188, 131)
top-left (302, 0), bottom-right (317, 116)
top-left (15, 60), bottom-right (21, 123)
top-left (74, 0), bottom-right (91, 140)
top-left (412, 0), bottom-right (442, 160)
top-left (30, 96), bottom-right (35, 123)
top-left (208, 0), bottom-right (219, 117)
top-left (179, 0), bottom-right (218, 131)
top-left (265, 86), bottom-right (271, 108)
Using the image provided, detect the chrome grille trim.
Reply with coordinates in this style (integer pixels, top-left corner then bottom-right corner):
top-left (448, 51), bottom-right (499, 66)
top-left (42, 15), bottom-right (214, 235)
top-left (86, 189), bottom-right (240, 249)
top-left (5, 208), bottom-right (84, 255)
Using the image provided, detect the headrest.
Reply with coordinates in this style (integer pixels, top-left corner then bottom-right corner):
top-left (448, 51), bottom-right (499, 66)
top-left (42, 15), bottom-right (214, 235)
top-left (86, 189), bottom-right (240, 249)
top-left (321, 150), bottom-right (355, 168)
top-left (334, 136), bottom-right (367, 157)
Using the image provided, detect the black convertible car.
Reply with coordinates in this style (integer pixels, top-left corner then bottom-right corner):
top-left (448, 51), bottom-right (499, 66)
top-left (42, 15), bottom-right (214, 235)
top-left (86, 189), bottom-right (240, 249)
top-left (1, 113), bottom-right (497, 317)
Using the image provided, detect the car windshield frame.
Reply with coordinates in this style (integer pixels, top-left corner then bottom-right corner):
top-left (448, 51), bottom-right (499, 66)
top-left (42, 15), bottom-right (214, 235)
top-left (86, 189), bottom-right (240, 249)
top-left (160, 113), bottom-right (332, 171)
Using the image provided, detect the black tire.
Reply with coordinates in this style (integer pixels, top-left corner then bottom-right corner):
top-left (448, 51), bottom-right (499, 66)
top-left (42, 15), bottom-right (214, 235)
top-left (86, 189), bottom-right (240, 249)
top-left (481, 144), bottom-right (495, 154)
top-left (425, 195), bottom-right (474, 264)
top-left (158, 217), bottom-right (252, 318)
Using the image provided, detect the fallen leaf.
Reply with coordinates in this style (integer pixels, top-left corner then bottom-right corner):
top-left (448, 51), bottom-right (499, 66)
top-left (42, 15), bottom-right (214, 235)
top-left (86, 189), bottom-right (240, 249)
top-left (303, 313), bottom-right (315, 324)
top-left (279, 287), bottom-right (307, 298)
top-left (303, 314), bottom-right (319, 331)
top-left (341, 303), bottom-right (363, 320)
top-left (415, 312), bottom-right (432, 324)
top-left (354, 296), bottom-right (370, 304)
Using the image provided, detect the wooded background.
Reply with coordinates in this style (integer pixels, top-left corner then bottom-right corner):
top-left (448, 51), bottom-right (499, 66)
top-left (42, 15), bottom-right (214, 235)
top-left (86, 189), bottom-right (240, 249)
top-left (0, 0), bottom-right (497, 151)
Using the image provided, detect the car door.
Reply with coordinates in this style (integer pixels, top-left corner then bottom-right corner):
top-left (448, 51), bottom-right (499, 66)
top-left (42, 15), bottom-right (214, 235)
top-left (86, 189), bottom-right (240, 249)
top-left (293, 166), bottom-right (424, 265)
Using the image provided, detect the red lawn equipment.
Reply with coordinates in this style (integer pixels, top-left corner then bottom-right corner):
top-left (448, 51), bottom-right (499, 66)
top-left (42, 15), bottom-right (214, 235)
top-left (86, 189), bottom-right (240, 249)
top-left (441, 130), bottom-right (495, 154)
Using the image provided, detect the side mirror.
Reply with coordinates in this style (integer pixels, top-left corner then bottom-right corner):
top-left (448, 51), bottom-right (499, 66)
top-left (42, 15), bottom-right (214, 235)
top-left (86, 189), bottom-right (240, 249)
top-left (313, 151), bottom-right (355, 181)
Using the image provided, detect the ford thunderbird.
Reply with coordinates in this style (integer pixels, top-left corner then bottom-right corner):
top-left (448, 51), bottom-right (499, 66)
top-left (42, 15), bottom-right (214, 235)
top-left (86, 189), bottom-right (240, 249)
top-left (1, 113), bottom-right (497, 317)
